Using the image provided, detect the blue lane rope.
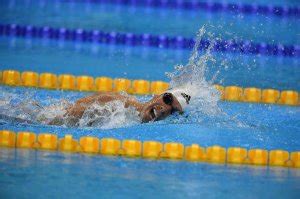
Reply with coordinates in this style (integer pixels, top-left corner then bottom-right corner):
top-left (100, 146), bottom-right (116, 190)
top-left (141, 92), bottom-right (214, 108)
top-left (64, 0), bottom-right (300, 18)
top-left (0, 24), bottom-right (299, 57)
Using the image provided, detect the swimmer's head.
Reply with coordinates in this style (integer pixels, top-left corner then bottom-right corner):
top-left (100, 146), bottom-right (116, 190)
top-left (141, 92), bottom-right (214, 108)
top-left (167, 86), bottom-right (192, 111)
top-left (141, 89), bottom-right (191, 122)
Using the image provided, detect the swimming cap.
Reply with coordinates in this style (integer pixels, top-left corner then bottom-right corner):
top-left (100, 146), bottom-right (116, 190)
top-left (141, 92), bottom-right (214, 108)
top-left (167, 86), bottom-right (192, 111)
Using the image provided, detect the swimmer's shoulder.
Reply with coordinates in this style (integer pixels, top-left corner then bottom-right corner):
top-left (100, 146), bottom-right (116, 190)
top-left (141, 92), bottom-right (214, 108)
top-left (77, 92), bottom-right (137, 104)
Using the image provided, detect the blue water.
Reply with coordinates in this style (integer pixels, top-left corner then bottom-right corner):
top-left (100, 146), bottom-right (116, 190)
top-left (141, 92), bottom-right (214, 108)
top-left (1, 0), bottom-right (299, 44)
top-left (1, 86), bottom-right (300, 150)
top-left (0, 37), bottom-right (299, 90)
top-left (0, 0), bottom-right (300, 198)
top-left (212, 0), bottom-right (299, 7)
top-left (1, 149), bottom-right (300, 199)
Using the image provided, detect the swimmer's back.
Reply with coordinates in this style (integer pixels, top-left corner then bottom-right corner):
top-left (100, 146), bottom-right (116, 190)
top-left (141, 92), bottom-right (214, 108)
top-left (66, 92), bottom-right (137, 118)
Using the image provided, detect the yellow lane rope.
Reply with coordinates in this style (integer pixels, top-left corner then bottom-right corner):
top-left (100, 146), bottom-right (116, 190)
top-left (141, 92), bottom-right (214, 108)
top-left (1, 69), bottom-right (299, 106)
top-left (0, 130), bottom-right (299, 168)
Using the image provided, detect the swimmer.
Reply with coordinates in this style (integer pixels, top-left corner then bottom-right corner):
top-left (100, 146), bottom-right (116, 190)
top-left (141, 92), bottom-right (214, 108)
top-left (49, 88), bottom-right (191, 126)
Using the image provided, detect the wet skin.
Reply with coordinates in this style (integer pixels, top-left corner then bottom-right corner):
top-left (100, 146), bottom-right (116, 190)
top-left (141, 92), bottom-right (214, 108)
top-left (48, 92), bottom-right (182, 126)
top-left (141, 94), bottom-right (182, 122)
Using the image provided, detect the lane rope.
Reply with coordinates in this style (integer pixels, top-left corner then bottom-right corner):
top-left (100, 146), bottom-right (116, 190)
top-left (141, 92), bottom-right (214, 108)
top-left (64, 0), bottom-right (300, 18)
top-left (1, 69), bottom-right (299, 106)
top-left (0, 130), bottom-right (299, 169)
top-left (1, 24), bottom-right (299, 57)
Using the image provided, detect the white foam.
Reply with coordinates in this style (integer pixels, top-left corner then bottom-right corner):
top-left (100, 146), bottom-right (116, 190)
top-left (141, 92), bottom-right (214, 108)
top-left (77, 100), bottom-right (140, 129)
top-left (166, 26), bottom-right (221, 118)
top-left (36, 100), bottom-right (70, 124)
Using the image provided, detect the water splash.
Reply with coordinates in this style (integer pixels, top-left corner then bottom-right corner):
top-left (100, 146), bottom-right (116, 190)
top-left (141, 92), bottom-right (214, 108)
top-left (77, 100), bottom-right (140, 129)
top-left (0, 89), bottom-right (141, 129)
top-left (166, 26), bottom-right (221, 118)
top-left (164, 27), bottom-right (249, 129)
top-left (0, 91), bottom-right (70, 125)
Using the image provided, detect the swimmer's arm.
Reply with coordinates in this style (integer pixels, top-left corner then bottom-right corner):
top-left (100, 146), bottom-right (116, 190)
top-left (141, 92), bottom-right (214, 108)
top-left (65, 92), bottom-right (139, 118)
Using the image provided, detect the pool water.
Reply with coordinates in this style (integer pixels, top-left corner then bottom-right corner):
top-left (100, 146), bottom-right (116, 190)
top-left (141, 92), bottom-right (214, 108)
top-left (1, 0), bottom-right (299, 43)
top-left (1, 148), bottom-right (300, 199)
top-left (0, 86), bottom-right (299, 150)
top-left (0, 0), bottom-right (300, 198)
top-left (0, 37), bottom-right (299, 90)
